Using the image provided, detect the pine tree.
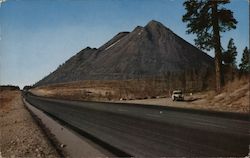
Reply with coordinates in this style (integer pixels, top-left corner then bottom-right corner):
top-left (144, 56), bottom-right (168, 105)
top-left (182, 0), bottom-right (237, 91)
top-left (239, 47), bottom-right (250, 73)
top-left (223, 38), bottom-right (237, 68)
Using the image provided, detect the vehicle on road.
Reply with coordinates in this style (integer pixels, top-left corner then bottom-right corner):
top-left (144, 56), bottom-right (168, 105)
top-left (172, 90), bottom-right (184, 101)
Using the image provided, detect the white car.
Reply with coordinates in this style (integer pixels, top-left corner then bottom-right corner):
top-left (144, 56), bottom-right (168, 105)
top-left (171, 90), bottom-right (184, 101)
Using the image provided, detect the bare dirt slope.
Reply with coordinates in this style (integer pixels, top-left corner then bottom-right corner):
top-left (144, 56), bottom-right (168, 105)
top-left (0, 90), bottom-right (59, 157)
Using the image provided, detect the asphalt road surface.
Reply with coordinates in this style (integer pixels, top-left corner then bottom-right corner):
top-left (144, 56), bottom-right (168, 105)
top-left (24, 93), bottom-right (250, 157)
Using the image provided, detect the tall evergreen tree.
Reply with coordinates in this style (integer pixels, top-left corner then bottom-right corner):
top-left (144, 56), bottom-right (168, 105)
top-left (239, 47), bottom-right (250, 73)
top-left (223, 38), bottom-right (237, 68)
top-left (182, 0), bottom-right (237, 91)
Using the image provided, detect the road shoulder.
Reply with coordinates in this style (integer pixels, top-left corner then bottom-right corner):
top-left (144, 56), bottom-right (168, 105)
top-left (0, 90), bottom-right (59, 157)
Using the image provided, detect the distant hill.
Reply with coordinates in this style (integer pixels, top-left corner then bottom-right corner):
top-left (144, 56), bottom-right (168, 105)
top-left (35, 20), bottom-right (215, 90)
top-left (0, 85), bottom-right (20, 91)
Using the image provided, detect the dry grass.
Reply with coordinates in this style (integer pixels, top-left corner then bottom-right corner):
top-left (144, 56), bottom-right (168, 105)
top-left (191, 76), bottom-right (249, 113)
top-left (31, 76), bottom-right (249, 113)
top-left (116, 77), bottom-right (249, 113)
top-left (31, 79), bottom-right (177, 101)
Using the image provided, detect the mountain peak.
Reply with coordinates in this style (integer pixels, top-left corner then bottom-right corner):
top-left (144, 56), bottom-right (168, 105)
top-left (145, 20), bottom-right (165, 28)
top-left (36, 20), bottom-right (214, 87)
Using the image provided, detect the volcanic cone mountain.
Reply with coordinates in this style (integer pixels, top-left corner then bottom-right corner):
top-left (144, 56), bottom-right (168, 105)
top-left (36, 20), bottom-right (214, 86)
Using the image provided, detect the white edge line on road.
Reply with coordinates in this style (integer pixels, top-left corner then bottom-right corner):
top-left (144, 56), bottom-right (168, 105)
top-left (146, 113), bottom-right (161, 118)
top-left (118, 109), bottom-right (128, 112)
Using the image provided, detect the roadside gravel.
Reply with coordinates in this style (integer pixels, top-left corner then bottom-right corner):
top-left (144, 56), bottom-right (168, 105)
top-left (0, 90), bottom-right (59, 157)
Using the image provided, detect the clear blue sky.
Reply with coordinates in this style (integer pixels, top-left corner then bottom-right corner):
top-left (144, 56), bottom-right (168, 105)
top-left (0, 0), bottom-right (249, 88)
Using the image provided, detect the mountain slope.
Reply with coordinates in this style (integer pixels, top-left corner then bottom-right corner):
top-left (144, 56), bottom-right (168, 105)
top-left (35, 20), bottom-right (214, 86)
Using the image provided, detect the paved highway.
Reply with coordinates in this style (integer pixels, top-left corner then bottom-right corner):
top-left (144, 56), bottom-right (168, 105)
top-left (24, 93), bottom-right (250, 157)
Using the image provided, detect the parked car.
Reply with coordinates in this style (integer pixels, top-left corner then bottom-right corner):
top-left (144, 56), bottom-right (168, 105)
top-left (171, 90), bottom-right (184, 101)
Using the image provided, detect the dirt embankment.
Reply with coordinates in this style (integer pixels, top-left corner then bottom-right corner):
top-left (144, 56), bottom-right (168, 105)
top-left (31, 77), bottom-right (249, 114)
top-left (0, 90), bottom-right (59, 157)
top-left (198, 76), bottom-right (249, 113)
top-left (31, 78), bottom-right (210, 102)
top-left (117, 77), bottom-right (249, 113)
